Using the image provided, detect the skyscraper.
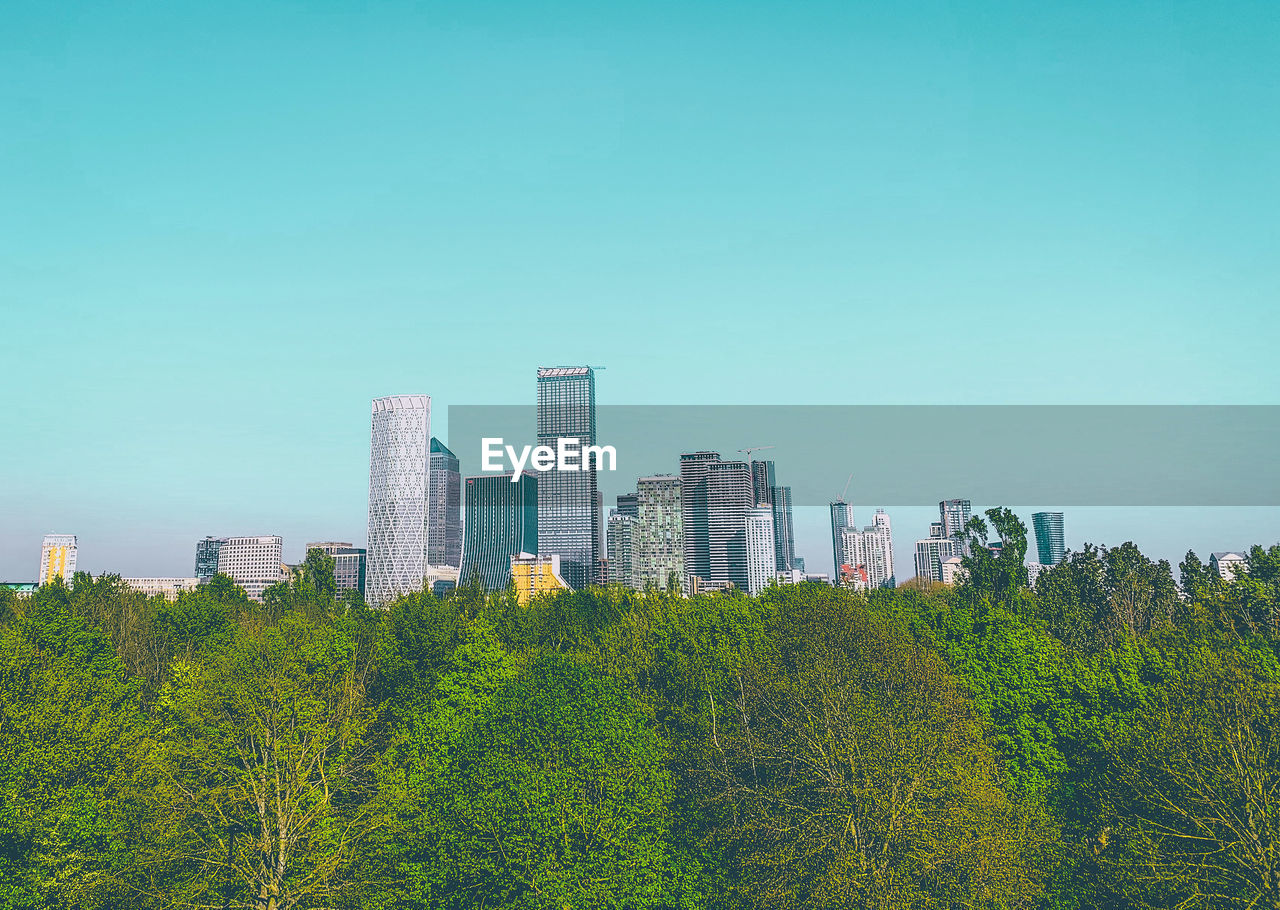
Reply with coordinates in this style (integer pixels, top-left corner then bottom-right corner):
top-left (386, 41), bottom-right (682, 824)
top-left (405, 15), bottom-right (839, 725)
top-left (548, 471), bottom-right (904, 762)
top-left (745, 506), bottom-right (776, 596)
top-left (459, 472), bottom-right (539, 592)
top-left (217, 535), bottom-right (284, 601)
top-left (634, 475), bottom-right (684, 592)
top-left (616, 492), bottom-right (639, 518)
top-left (536, 367), bottom-right (599, 590)
top-left (606, 510), bottom-right (636, 588)
top-left (38, 534), bottom-right (77, 586)
top-left (366, 395), bottom-right (431, 605)
top-left (305, 541), bottom-right (368, 597)
top-left (829, 501), bottom-right (853, 576)
top-left (679, 452), bottom-right (719, 585)
top-left (706, 459), bottom-right (753, 590)
top-left (939, 499), bottom-right (972, 549)
top-left (681, 453), bottom-right (752, 591)
top-left (195, 536), bottom-right (227, 582)
top-left (838, 509), bottom-right (895, 589)
top-left (872, 509), bottom-right (895, 586)
top-left (428, 437), bottom-right (462, 568)
top-left (840, 524), bottom-right (892, 589)
top-left (750, 460), bottom-right (776, 506)
top-left (1032, 512), bottom-right (1066, 566)
top-left (770, 484), bottom-right (796, 572)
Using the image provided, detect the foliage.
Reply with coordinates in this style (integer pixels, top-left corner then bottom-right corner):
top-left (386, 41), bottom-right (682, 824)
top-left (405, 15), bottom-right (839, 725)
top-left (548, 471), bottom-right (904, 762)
top-left (1, 526), bottom-right (1278, 910)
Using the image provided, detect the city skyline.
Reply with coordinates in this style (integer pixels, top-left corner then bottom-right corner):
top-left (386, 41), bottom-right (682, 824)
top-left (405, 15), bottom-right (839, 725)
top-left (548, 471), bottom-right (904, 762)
top-left (7, 379), bottom-right (1275, 584)
top-left (3, 1), bottom-right (1278, 579)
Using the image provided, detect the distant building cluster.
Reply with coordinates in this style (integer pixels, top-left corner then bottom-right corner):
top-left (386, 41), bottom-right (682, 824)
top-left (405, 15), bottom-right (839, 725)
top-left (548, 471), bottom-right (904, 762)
top-left (13, 370), bottom-right (1250, 603)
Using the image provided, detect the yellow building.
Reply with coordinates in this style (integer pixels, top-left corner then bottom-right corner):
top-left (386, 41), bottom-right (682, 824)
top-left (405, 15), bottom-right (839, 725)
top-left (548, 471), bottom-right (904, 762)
top-left (510, 552), bottom-right (569, 605)
top-left (38, 534), bottom-right (78, 586)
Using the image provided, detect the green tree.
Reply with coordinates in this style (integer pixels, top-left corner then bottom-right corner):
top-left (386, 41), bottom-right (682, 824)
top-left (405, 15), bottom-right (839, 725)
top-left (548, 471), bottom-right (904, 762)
top-left (432, 652), bottom-right (698, 910)
top-left (711, 585), bottom-right (1050, 910)
top-left (958, 508), bottom-right (1029, 611)
top-left (0, 585), bottom-right (154, 909)
top-left (1091, 643), bottom-right (1280, 909)
top-left (151, 612), bottom-right (375, 910)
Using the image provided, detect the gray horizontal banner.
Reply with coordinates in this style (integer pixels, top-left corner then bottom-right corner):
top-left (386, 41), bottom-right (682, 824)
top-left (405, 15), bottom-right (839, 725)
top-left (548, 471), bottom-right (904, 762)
top-left (446, 405), bottom-right (1279, 507)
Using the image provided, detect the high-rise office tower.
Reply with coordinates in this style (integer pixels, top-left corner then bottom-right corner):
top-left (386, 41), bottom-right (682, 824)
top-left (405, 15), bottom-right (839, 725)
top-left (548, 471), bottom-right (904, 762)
top-left (195, 536), bottom-right (227, 582)
top-left (428, 437), bottom-right (462, 568)
top-left (305, 541), bottom-right (368, 596)
top-left (686, 453), bottom-right (752, 591)
top-left (680, 452), bottom-right (719, 585)
top-left (367, 395), bottom-right (431, 605)
top-left (606, 510), bottom-right (636, 588)
top-left (750, 460), bottom-right (776, 506)
top-left (939, 499), bottom-right (972, 549)
top-left (1032, 512), bottom-right (1066, 566)
top-left (681, 453), bottom-right (752, 591)
top-left (616, 492), bottom-right (639, 519)
top-left (634, 474), bottom-right (684, 592)
top-left (217, 536), bottom-right (284, 601)
top-left (830, 501), bottom-right (854, 576)
top-left (706, 459), bottom-right (753, 590)
top-left (745, 506), bottom-right (776, 596)
top-left (770, 484), bottom-right (796, 572)
top-left (459, 472), bottom-right (539, 592)
top-left (38, 534), bottom-right (77, 586)
top-left (536, 367), bottom-right (599, 590)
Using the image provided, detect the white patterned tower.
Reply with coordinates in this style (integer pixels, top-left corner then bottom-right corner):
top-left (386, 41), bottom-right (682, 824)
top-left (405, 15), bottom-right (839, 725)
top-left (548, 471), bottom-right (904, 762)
top-left (366, 395), bottom-right (431, 605)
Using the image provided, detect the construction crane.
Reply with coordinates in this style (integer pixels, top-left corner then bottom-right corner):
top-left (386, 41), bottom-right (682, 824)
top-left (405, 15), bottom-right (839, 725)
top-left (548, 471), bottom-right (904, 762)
top-left (838, 472), bottom-right (854, 503)
top-left (737, 445), bottom-right (775, 460)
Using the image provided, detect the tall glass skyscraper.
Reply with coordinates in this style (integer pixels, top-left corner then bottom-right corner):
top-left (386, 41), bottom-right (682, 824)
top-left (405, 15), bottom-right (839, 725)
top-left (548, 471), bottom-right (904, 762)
top-left (535, 366), bottom-right (599, 590)
top-left (459, 472), bottom-right (539, 592)
top-left (428, 437), bottom-right (462, 568)
top-left (770, 484), bottom-right (796, 572)
top-left (1032, 511), bottom-right (1066, 566)
top-left (750, 460), bottom-right (776, 506)
top-left (829, 500), bottom-right (853, 575)
top-left (366, 395), bottom-right (431, 605)
top-left (680, 452), bottom-right (752, 591)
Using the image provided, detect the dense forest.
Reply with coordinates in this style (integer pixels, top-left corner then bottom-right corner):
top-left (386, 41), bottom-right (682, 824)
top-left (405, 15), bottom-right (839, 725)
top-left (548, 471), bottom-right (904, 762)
top-left (2, 509), bottom-right (1278, 910)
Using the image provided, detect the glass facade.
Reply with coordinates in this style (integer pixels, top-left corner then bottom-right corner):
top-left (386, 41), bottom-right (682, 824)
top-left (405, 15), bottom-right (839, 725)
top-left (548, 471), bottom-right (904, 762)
top-left (428, 437), bottom-right (462, 568)
top-left (770, 484), bottom-right (795, 572)
top-left (366, 395), bottom-right (431, 605)
top-left (194, 536), bottom-right (226, 582)
top-left (829, 501), bottom-right (853, 576)
top-left (535, 367), bottom-right (599, 590)
top-left (459, 471), bottom-right (539, 592)
top-left (1032, 511), bottom-right (1066, 566)
top-left (681, 453), bottom-right (752, 591)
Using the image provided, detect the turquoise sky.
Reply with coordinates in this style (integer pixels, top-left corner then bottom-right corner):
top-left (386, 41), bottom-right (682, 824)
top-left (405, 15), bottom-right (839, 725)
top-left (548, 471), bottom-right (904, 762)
top-left (2, 0), bottom-right (1277, 579)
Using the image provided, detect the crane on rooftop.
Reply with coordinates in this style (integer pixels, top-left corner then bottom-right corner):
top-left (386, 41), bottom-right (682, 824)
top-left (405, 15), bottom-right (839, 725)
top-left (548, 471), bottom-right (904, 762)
top-left (738, 445), bottom-right (776, 460)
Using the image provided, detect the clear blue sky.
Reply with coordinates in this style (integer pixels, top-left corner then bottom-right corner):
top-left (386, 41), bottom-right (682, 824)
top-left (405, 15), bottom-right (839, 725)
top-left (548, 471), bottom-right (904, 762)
top-left (2, 0), bottom-right (1277, 579)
